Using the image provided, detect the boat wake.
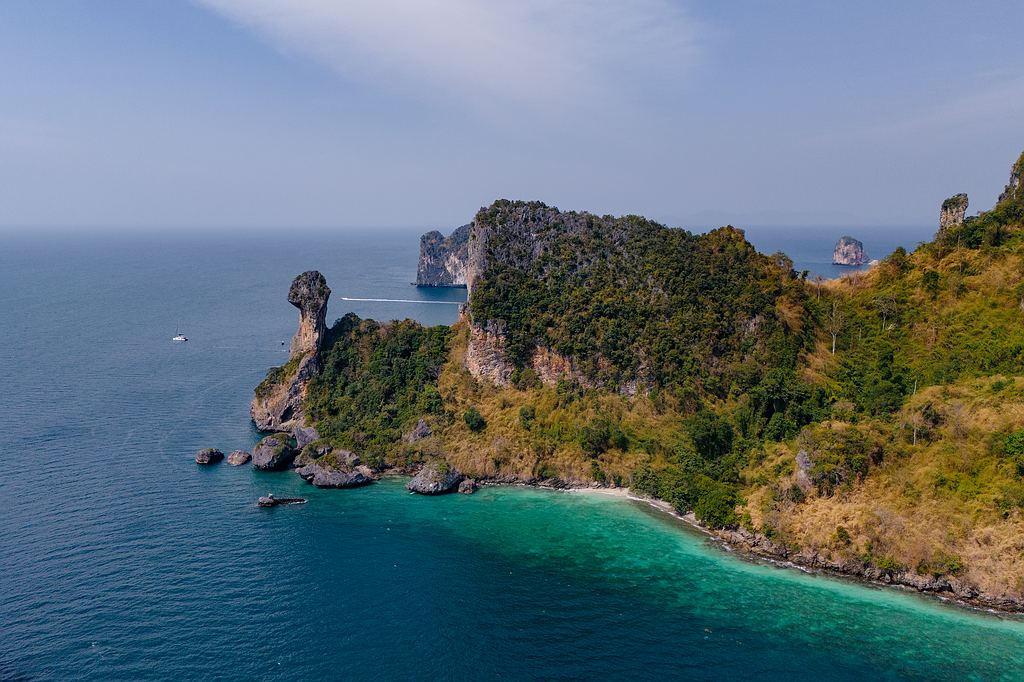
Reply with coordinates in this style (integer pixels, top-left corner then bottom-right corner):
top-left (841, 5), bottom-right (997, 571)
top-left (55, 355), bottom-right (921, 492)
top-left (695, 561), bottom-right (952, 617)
top-left (339, 296), bottom-right (462, 305)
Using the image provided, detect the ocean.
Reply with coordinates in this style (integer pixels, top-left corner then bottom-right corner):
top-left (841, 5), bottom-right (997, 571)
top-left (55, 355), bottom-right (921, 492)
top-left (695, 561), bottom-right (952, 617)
top-left (3, 224), bottom-right (1022, 681)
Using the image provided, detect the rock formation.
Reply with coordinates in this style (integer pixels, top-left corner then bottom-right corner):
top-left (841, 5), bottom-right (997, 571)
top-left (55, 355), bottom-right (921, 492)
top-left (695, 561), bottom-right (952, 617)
top-left (251, 434), bottom-right (297, 471)
top-left (226, 450), bottom-right (251, 466)
top-left (832, 236), bottom-right (867, 266)
top-left (416, 224), bottom-right (470, 287)
top-left (997, 151), bottom-right (1023, 205)
top-left (458, 478), bottom-right (477, 494)
top-left (194, 448), bottom-right (224, 465)
top-left (250, 271), bottom-right (331, 432)
top-left (406, 461), bottom-right (464, 495)
top-left (404, 418), bottom-right (432, 443)
top-left (295, 451), bottom-right (375, 488)
top-left (939, 193), bottom-right (969, 232)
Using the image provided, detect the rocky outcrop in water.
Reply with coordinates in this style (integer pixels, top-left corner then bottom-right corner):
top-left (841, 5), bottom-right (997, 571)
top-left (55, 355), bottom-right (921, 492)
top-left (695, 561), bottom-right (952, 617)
top-left (195, 448), bottom-right (224, 465)
top-left (295, 451), bottom-right (375, 489)
top-left (939, 193), bottom-right (969, 232)
top-left (226, 450), bottom-right (251, 466)
top-left (416, 224), bottom-right (470, 287)
top-left (251, 434), bottom-right (297, 471)
top-left (458, 478), bottom-right (477, 494)
top-left (406, 461), bottom-right (464, 495)
top-left (251, 271), bottom-right (331, 432)
top-left (832, 236), bottom-right (867, 266)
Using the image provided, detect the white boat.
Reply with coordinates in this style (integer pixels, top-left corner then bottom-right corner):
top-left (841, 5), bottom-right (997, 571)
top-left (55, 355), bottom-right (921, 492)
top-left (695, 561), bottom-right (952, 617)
top-left (172, 326), bottom-right (188, 342)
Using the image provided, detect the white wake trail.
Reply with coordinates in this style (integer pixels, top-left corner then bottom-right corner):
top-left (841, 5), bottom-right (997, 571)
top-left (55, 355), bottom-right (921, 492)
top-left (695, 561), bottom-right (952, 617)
top-left (339, 296), bottom-right (463, 305)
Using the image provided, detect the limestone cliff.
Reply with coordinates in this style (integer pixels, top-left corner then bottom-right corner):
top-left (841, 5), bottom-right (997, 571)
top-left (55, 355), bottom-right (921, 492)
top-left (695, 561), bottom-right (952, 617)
top-left (251, 271), bottom-right (331, 432)
top-left (997, 151), bottom-right (1023, 205)
top-left (832, 236), bottom-right (867, 266)
top-left (416, 224), bottom-right (469, 287)
top-left (939, 193), bottom-right (968, 232)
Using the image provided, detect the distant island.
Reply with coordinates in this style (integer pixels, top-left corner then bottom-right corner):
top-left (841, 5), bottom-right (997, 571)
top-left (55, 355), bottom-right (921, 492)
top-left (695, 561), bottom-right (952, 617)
top-left (248, 148), bottom-right (1024, 612)
top-left (416, 224), bottom-right (470, 287)
top-left (832, 235), bottom-right (868, 265)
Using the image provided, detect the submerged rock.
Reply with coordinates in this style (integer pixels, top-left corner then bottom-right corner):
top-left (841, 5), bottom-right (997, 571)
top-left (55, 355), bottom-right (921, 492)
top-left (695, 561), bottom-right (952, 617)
top-left (251, 434), bottom-right (296, 471)
top-left (226, 450), bottom-right (251, 466)
top-left (195, 448), bottom-right (224, 465)
top-left (407, 461), bottom-right (464, 495)
top-left (458, 478), bottom-right (477, 494)
top-left (832, 236), bottom-right (868, 266)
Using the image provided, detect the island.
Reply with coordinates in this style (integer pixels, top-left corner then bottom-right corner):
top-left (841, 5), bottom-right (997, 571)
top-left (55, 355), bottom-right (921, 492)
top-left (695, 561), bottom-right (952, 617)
top-left (832, 235), bottom-right (867, 265)
top-left (416, 224), bottom-right (469, 287)
top-left (250, 149), bottom-right (1024, 612)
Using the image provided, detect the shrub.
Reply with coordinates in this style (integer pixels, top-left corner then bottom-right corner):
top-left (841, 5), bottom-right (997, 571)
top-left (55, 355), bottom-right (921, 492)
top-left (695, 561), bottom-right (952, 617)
top-left (685, 410), bottom-right (734, 459)
top-left (519, 405), bottom-right (536, 429)
top-left (464, 407), bottom-right (487, 432)
top-left (693, 478), bottom-right (738, 528)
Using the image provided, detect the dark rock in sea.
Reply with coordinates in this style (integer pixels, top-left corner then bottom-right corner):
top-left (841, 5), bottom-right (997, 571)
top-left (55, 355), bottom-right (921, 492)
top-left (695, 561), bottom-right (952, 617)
top-left (295, 458), bottom-right (375, 489)
top-left (257, 494), bottom-right (306, 508)
top-left (251, 434), bottom-right (297, 471)
top-left (406, 461), bottom-right (464, 495)
top-left (293, 425), bottom-right (320, 449)
top-left (416, 224), bottom-right (469, 287)
top-left (832, 236), bottom-right (868, 266)
top-left (226, 450), bottom-right (251, 466)
top-left (458, 478), bottom-right (477, 494)
top-left (195, 448), bottom-right (224, 465)
top-left (404, 418), bottom-right (432, 443)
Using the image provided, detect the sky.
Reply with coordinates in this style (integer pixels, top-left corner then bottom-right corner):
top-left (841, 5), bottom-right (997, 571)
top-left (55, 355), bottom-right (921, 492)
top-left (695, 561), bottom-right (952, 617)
top-left (1, 1), bottom-right (1022, 231)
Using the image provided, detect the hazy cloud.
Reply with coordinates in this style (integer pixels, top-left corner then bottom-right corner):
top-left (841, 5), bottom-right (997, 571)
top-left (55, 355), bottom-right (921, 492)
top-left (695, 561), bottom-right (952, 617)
top-left (195, 0), bottom-right (701, 117)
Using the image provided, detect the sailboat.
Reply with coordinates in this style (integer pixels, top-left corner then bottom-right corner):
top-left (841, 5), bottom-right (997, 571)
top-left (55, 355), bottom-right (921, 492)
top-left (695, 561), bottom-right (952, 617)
top-left (172, 324), bottom-right (188, 342)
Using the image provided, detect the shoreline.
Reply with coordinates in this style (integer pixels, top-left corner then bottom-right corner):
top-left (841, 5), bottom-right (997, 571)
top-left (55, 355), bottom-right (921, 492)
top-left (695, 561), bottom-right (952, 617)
top-left (495, 481), bottom-right (1024, 616)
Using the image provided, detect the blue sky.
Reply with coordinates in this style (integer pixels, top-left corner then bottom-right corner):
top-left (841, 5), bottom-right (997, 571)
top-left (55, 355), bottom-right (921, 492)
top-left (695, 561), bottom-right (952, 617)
top-left (1, 1), bottom-right (1022, 230)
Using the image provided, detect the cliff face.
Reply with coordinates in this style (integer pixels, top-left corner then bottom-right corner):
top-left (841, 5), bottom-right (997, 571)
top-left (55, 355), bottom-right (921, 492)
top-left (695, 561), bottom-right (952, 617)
top-left (832, 236), bottom-right (867, 266)
top-left (416, 224), bottom-right (470, 287)
top-left (997, 151), bottom-right (1023, 205)
top-left (939, 193), bottom-right (969, 232)
top-left (251, 271), bottom-right (331, 432)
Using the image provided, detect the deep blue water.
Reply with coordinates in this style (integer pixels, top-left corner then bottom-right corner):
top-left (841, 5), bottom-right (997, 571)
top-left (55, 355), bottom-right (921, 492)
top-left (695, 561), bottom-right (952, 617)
top-left (3, 225), bottom-right (1022, 681)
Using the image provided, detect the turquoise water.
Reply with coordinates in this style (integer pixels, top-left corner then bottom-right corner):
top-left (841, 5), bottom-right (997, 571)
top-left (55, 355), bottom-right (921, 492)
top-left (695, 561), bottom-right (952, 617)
top-left (3, 226), bottom-right (1021, 681)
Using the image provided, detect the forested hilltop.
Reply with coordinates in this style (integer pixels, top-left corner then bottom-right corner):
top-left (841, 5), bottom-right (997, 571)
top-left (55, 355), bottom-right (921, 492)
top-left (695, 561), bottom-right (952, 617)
top-left (257, 149), bottom-right (1024, 609)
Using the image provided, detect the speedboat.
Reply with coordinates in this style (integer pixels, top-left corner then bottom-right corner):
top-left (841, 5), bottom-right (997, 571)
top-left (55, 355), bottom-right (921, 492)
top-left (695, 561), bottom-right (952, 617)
top-left (172, 328), bottom-right (188, 342)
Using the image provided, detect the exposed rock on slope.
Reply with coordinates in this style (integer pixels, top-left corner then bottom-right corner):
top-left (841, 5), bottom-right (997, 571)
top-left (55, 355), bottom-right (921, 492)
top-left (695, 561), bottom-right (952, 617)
top-left (832, 236), bottom-right (867, 266)
top-left (939, 193), bottom-right (968, 232)
top-left (251, 271), bottom-right (330, 432)
top-left (416, 224), bottom-right (470, 287)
